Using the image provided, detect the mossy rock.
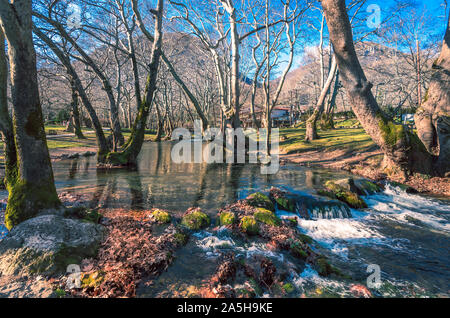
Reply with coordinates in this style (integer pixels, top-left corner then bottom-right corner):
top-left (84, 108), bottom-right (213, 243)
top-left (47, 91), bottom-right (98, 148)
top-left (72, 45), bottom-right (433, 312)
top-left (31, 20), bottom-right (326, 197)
top-left (290, 240), bottom-right (308, 259)
top-left (389, 181), bottom-right (418, 193)
top-left (275, 197), bottom-right (296, 212)
top-left (282, 282), bottom-right (295, 294)
top-left (315, 257), bottom-right (342, 277)
top-left (297, 233), bottom-right (313, 244)
top-left (239, 216), bottom-right (259, 235)
top-left (152, 209), bottom-right (171, 224)
top-left (174, 231), bottom-right (189, 246)
top-left (218, 211), bottom-right (236, 226)
top-left (181, 209), bottom-right (210, 230)
top-left (254, 208), bottom-right (281, 227)
top-left (246, 192), bottom-right (274, 211)
top-left (324, 181), bottom-right (368, 209)
top-left (0, 215), bottom-right (103, 276)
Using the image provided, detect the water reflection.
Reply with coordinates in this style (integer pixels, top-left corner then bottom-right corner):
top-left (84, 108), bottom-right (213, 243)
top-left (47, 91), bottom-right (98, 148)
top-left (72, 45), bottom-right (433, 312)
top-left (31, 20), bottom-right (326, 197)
top-left (48, 142), bottom-right (345, 213)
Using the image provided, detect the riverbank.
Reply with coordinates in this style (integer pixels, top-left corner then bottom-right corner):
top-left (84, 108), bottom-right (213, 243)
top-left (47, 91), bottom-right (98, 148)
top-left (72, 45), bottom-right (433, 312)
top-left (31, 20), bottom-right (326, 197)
top-left (279, 122), bottom-right (450, 197)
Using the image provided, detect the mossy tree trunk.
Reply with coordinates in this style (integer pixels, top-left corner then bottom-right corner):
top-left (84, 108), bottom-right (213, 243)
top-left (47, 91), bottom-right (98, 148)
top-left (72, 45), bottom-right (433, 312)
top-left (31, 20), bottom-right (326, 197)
top-left (104, 0), bottom-right (164, 167)
top-left (33, 12), bottom-right (125, 149)
top-left (322, 0), bottom-right (436, 176)
top-left (305, 56), bottom-right (337, 141)
top-left (34, 28), bottom-right (110, 162)
top-left (0, 0), bottom-right (60, 229)
top-left (69, 78), bottom-right (85, 140)
top-left (0, 30), bottom-right (17, 192)
top-left (414, 15), bottom-right (450, 177)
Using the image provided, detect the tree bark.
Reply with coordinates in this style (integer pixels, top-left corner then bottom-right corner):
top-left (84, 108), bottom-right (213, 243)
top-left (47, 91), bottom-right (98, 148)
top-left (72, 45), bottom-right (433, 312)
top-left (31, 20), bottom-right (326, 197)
top-left (414, 14), bottom-right (450, 176)
top-left (34, 27), bottom-right (110, 161)
top-left (104, 0), bottom-right (164, 166)
top-left (305, 56), bottom-right (337, 141)
top-left (0, 29), bottom-right (17, 195)
top-left (69, 78), bottom-right (85, 139)
top-left (0, 0), bottom-right (60, 229)
top-left (322, 0), bottom-right (436, 176)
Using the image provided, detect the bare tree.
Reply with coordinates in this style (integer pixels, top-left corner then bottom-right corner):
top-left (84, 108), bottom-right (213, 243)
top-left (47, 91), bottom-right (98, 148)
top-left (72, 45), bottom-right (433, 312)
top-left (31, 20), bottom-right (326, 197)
top-left (0, 0), bottom-right (60, 229)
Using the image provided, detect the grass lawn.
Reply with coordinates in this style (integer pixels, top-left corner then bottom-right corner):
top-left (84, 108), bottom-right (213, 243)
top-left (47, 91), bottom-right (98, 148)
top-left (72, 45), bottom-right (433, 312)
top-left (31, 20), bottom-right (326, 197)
top-left (0, 126), bottom-right (157, 161)
top-left (280, 119), bottom-right (376, 155)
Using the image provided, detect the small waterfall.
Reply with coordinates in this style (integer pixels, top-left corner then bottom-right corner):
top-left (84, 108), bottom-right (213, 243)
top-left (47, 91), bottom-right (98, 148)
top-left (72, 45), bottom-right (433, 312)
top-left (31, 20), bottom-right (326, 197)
top-left (292, 196), bottom-right (352, 220)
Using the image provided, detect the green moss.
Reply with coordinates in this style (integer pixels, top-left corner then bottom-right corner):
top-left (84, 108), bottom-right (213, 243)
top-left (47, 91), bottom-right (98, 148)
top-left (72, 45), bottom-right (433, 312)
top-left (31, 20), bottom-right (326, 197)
top-left (181, 209), bottom-right (210, 230)
top-left (55, 288), bottom-right (66, 298)
top-left (152, 209), bottom-right (171, 224)
top-left (298, 233), bottom-right (313, 244)
top-left (84, 209), bottom-right (102, 224)
top-left (105, 151), bottom-right (129, 166)
top-left (219, 211), bottom-right (236, 226)
top-left (282, 282), bottom-right (295, 293)
top-left (362, 180), bottom-right (381, 194)
top-left (246, 192), bottom-right (274, 211)
top-left (324, 181), bottom-right (368, 209)
top-left (81, 271), bottom-right (105, 289)
top-left (378, 116), bottom-right (405, 147)
top-left (286, 217), bottom-right (298, 226)
top-left (290, 240), bottom-right (308, 259)
top-left (254, 208), bottom-right (281, 227)
top-left (5, 177), bottom-right (60, 230)
top-left (275, 197), bottom-right (296, 212)
top-left (174, 232), bottom-right (189, 246)
top-left (240, 216), bottom-right (259, 235)
top-left (316, 257), bottom-right (342, 277)
top-left (25, 109), bottom-right (46, 139)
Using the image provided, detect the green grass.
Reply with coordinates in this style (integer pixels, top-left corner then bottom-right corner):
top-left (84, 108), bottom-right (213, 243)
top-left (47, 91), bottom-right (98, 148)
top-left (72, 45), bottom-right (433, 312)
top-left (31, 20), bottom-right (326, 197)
top-left (280, 119), bottom-right (375, 155)
top-left (0, 125), bottom-right (156, 162)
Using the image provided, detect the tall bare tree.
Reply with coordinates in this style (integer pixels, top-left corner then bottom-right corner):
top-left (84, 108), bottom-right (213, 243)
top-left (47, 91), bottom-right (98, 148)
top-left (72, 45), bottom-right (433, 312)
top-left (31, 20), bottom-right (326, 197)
top-left (0, 0), bottom-right (60, 229)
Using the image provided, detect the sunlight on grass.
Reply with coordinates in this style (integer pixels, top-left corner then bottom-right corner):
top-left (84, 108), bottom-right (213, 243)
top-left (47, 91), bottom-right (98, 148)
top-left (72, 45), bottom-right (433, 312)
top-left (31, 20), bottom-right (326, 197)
top-left (280, 119), bottom-right (375, 155)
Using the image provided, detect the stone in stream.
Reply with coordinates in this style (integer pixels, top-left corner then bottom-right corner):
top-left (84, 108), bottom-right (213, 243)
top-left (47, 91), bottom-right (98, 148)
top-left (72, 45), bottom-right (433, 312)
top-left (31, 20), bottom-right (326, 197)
top-left (0, 214), bottom-right (104, 277)
top-left (269, 187), bottom-right (352, 220)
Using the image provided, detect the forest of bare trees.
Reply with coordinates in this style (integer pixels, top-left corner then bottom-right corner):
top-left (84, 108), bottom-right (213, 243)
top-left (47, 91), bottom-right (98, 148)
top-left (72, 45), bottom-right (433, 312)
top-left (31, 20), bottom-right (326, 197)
top-left (0, 0), bottom-right (448, 229)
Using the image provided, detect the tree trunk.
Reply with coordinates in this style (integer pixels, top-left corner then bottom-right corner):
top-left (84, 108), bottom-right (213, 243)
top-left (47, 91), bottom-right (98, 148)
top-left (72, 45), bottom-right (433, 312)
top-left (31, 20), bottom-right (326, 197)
top-left (322, 0), bottom-right (437, 177)
top-left (0, 30), bottom-right (17, 195)
top-left (104, 0), bottom-right (164, 166)
top-left (0, 0), bottom-right (60, 229)
top-left (305, 56), bottom-right (337, 141)
top-left (33, 28), bottom-right (110, 161)
top-left (414, 15), bottom-right (450, 176)
top-left (69, 78), bottom-right (85, 139)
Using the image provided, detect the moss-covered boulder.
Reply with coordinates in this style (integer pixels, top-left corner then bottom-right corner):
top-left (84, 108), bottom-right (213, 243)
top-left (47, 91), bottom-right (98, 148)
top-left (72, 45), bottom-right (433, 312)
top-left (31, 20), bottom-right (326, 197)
top-left (290, 240), bottom-right (308, 259)
top-left (323, 181), bottom-right (368, 209)
top-left (315, 256), bottom-right (342, 277)
top-left (218, 211), bottom-right (236, 226)
top-left (246, 192), bottom-right (274, 211)
top-left (181, 208), bottom-right (210, 230)
top-left (151, 209), bottom-right (171, 224)
top-left (0, 215), bottom-right (104, 276)
top-left (239, 216), bottom-right (259, 235)
top-left (274, 197), bottom-right (296, 212)
top-left (333, 178), bottom-right (382, 196)
top-left (254, 208), bottom-right (281, 227)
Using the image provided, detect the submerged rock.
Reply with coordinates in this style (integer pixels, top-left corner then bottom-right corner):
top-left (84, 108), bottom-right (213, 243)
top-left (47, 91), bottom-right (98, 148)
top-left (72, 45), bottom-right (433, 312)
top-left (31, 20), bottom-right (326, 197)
top-left (321, 180), bottom-right (368, 209)
top-left (0, 215), bottom-right (104, 276)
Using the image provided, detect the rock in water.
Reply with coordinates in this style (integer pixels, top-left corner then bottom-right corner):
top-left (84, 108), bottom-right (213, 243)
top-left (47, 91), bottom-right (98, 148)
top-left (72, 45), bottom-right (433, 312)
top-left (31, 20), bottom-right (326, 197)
top-left (0, 215), bottom-right (104, 276)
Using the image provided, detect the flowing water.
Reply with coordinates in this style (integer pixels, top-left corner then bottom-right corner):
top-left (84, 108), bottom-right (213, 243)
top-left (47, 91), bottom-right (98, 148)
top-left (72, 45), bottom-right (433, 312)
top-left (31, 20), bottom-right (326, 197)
top-left (0, 142), bottom-right (449, 297)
